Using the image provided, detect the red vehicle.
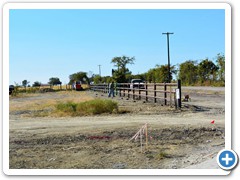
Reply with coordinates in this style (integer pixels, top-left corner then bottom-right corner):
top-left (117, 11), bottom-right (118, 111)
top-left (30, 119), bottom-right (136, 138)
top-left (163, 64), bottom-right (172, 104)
top-left (75, 81), bottom-right (83, 91)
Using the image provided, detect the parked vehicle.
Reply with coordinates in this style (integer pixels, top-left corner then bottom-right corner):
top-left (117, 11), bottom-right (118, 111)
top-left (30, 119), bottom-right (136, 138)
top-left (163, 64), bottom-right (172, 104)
top-left (9, 85), bottom-right (14, 95)
top-left (75, 81), bottom-right (83, 91)
top-left (130, 79), bottom-right (145, 89)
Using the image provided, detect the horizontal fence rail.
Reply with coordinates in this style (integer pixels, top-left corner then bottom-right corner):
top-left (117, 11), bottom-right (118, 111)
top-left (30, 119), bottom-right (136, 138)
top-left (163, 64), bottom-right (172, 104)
top-left (90, 80), bottom-right (182, 109)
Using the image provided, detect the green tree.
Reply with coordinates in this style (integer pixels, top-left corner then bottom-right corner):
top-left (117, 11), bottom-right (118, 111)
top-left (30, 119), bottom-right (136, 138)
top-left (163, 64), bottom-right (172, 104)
top-left (198, 59), bottom-right (219, 84)
top-left (111, 56), bottom-right (135, 83)
top-left (146, 65), bottom-right (176, 83)
top-left (69, 72), bottom-right (89, 85)
top-left (22, 80), bottom-right (30, 91)
top-left (129, 74), bottom-right (146, 82)
top-left (216, 53), bottom-right (225, 84)
top-left (146, 68), bottom-right (157, 83)
top-left (93, 75), bottom-right (102, 84)
top-left (156, 64), bottom-right (176, 83)
top-left (102, 76), bottom-right (113, 83)
top-left (48, 77), bottom-right (62, 86)
top-left (178, 60), bottom-right (198, 85)
top-left (32, 81), bottom-right (41, 87)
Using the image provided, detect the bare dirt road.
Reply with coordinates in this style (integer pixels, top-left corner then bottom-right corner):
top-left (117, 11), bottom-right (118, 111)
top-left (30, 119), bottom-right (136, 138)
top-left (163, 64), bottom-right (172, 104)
top-left (9, 87), bottom-right (225, 169)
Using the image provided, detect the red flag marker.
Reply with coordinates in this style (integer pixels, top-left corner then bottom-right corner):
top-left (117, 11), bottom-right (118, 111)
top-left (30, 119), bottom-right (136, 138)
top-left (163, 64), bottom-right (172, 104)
top-left (211, 120), bottom-right (215, 124)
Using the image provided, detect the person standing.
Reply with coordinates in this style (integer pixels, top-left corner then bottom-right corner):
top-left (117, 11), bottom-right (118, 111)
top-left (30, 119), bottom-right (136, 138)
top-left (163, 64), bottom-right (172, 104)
top-left (108, 81), bottom-right (115, 97)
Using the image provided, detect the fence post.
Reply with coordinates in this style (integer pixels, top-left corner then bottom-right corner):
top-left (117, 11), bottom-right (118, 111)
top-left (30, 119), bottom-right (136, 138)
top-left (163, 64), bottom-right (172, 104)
top-left (145, 83), bottom-right (148, 102)
top-left (164, 83), bottom-right (167, 105)
top-left (170, 85), bottom-right (172, 106)
top-left (138, 83), bottom-right (141, 100)
top-left (154, 83), bottom-right (157, 103)
top-left (133, 88), bottom-right (135, 100)
top-left (174, 91), bottom-right (177, 109)
top-left (115, 83), bottom-right (117, 96)
top-left (119, 85), bottom-right (122, 97)
top-left (177, 79), bottom-right (182, 109)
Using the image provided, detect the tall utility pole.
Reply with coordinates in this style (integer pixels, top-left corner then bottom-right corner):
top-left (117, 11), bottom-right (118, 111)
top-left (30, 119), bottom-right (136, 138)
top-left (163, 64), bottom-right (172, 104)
top-left (98, 65), bottom-right (101, 77)
top-left (162, 32), bottom-right (174, 83)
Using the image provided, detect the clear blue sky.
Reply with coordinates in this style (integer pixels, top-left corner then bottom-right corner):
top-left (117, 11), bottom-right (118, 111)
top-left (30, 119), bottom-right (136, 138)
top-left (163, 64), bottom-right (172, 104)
top-left (9, 9), bottom-right (225, 85)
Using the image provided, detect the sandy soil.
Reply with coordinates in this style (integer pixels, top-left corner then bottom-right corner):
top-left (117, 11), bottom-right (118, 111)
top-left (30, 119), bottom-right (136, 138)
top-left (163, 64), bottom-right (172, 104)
top-left (9, 87), bottom-right (225, 169)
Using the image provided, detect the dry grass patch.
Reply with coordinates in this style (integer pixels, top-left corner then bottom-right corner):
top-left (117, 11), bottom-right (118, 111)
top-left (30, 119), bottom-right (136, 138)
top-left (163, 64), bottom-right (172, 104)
top-left (9, 91), bottom-right (95, 117)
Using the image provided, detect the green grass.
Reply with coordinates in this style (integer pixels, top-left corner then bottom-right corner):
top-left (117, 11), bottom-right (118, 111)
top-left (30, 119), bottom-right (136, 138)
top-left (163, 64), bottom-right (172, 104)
top-left (56, 101), bottom-right (77, 113)
top-left (155, 151), bottom-right (170, 160)
top-left (55, 99), bottom-right (118, 116)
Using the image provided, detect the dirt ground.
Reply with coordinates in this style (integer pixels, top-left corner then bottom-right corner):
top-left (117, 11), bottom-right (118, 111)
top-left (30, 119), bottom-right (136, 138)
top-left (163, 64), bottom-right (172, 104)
top-left (9, 87), bottom-right (225, 169)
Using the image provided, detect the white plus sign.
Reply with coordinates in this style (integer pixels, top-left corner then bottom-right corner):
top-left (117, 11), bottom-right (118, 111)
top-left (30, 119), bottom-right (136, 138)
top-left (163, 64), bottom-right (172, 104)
top-left (222, 153), bottom-right (233, 165)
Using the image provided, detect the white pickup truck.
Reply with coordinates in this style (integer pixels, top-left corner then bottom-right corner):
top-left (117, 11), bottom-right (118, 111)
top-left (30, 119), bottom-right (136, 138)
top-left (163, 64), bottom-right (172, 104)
top-left (130, 79), bottom-right (145, 89)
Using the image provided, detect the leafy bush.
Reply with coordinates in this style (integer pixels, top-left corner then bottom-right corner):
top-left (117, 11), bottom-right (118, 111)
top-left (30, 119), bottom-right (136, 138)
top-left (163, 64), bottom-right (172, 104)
top-left (76, 99), bottom-right (118, 115)
top-left (55, 99), bottom-right (118, 116)
top-left (56, 102), bottom-right (77, 113)
top-left (10, 86), bottom-right (20, 96)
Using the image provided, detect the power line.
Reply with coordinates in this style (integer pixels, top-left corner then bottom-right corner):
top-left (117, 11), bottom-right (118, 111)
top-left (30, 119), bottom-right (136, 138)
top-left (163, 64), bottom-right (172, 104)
top-left (162, 32), bottom-right (174, 83)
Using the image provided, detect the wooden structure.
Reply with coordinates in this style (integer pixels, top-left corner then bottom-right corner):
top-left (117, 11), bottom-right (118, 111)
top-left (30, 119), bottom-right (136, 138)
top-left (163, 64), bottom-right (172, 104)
top-left (90, 80), bottom-right (182, 108)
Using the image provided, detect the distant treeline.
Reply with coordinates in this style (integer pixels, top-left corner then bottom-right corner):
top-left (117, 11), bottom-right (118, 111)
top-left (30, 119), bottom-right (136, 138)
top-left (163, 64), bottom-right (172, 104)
top-left (14, 53), bottom-right (225, 88)
top-left (92, 53), bottom-right (225, 86)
